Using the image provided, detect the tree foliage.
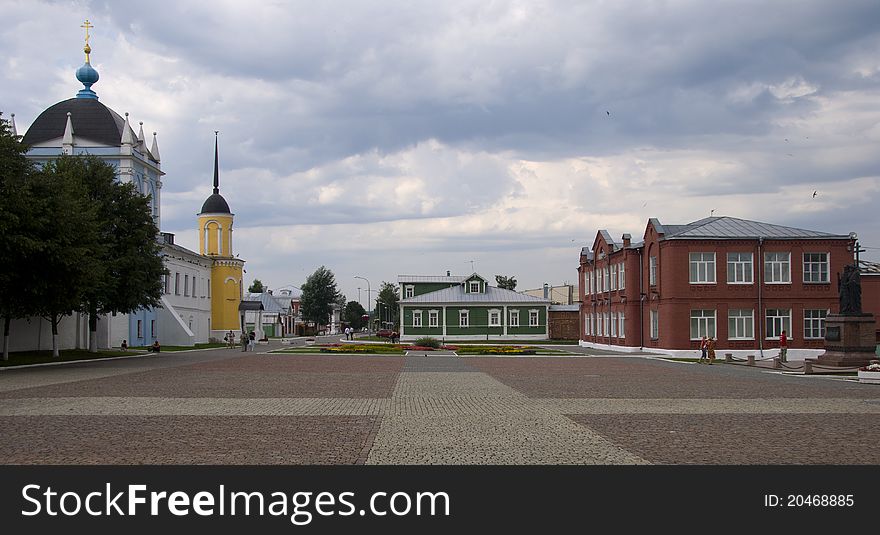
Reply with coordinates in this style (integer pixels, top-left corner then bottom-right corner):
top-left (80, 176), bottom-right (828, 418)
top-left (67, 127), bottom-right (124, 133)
top-left (248, 279), bottom-right (265, 293)
top-left (342, 300), bottom-right (367, 330)
top-left (375, 281), bottom-right (400, 328)
top-left (300, 266), bottom-right (344, 325)
top-left (495, 275), bottom-right (517, 290)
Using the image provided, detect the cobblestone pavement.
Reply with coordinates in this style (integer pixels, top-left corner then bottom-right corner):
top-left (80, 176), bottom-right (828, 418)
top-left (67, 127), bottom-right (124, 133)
top-left (1, 348), bottom-right (879, 464)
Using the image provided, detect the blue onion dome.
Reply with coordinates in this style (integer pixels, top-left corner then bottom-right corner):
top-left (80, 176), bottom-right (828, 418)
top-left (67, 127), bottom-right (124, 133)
top-left (76, 43), bottom-right (99, 99)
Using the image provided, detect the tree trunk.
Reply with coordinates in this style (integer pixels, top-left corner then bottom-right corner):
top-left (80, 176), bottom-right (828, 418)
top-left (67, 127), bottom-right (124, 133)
top-left (51, 314), bottom-right (60, 358)
top-left (3, 316), bottom-right (10, 361)
top-left (88, 306), bottom-right (98, 353)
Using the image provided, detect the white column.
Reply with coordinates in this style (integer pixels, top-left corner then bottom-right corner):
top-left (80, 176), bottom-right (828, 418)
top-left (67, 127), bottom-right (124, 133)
top-left (503, 305), bottom-right (508, 337)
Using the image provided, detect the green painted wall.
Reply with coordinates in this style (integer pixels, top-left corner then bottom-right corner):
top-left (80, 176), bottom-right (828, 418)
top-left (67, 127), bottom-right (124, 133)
top-left (406, 282), bottom-right (460, 298)
top-left (401, 307), bottom-right (444, 336)
top-left (402, 304), bottom-right (548, 336)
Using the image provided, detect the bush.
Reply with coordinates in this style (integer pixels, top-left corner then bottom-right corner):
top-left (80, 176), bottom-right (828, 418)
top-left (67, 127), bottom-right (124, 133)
top-left (414, 336), bottom-right (441, 349)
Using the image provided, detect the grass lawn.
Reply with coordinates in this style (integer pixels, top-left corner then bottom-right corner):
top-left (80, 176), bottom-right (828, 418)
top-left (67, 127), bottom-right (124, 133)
top-left (1, 349), bottom-right (135, 367)
top-left (129, 342), bottom-right (227, 352)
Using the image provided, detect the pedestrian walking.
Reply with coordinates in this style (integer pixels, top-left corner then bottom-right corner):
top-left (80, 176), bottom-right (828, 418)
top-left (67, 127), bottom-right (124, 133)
top-left (240, 332), bottom-right (247, 352)
top-left (707, 337), bottom-right (716, 364)
top-left (248, 331), bottom-right (256, 351)
top-left (779, 330), bottom-right (788, 362)
top-left (699, 336), bottom-right (708, 363)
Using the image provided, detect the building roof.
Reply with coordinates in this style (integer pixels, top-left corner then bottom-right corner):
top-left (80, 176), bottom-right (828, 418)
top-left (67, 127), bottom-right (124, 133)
top-left (658, 216), bottom-right (848, 240)
top-left (549, 304), bottom-right (580, 312)
top-left (401, 285), bottom-right (550, 304)
top-left (200, 193), bottom-right (231, 214)
top-left (398, 275), bottom-right (467, 283)
top-left (22, 97), bottom-right (136, 147)
top-left (244, 293), bottom-right (287, 314)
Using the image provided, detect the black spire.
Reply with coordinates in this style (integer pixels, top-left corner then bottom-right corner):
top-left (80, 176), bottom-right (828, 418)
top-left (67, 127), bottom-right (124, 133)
top-left (213, 130), bottom-right (220, 194)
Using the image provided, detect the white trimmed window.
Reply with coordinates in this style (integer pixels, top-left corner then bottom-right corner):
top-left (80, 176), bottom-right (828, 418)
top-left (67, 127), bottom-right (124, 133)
top-left (175, 273), bottom-right (180, 295)
top-left (459, 310), bottom-right (469, 327)
top-left (649, 256), bottom-right (658, 286)
top-left (804, 309), bottom-right (827, 339)
top-left (619, 263), bottom-right (626, 289)
top-left (412, 310), bottom-right (422, 327)
top-left (591, 271), bottom-right (596, 295)
top-left (765, 308), bottom-right (791, 339)
top-left (137, 320), bottom-right (143, 339)
top-left (184, 274), bottom-right (189, 296)
top-left (650, 310), bottom-right (659, 339)
top-left (690, 309), bottom-right (716, 340)
top-left (585, 271), bottom-right (592, 295)
top-left (469, 281), bottom-right (480, 293)
top-left (428, 310), bottom-right (439, 327)
top-left (510, 310), bottom-right (519, 327)
top-left (163, 274), bottom-right (170, 294)
top-left (619, 312), bottom-right (625, 338)
top-left (728, 309), bottom-right (754, 340)
top-left (610, 264), bottom-right (618, 290)
top-left (689, 253), bottom-right (716, 283)
top-left (727, 252), bottom-right (753, 284)
top-left (192, 277), bottom-right (197, 299)
top-left (529, 310), bottom-right (539, 327)
top-left (764, 252), bottom-right (791, 283)
top-left (404, 285), bottom-right (414, 298)
top-left (611, 312), bottom-right (617, 336)
top-left (489, 309), bottom-right (501, 327)
top-left (597, 269), bottom-right (604, 293)
top-left (803, 253), bottom-right (829, 283)
top-left (585, 314), bottom-right (591, 335)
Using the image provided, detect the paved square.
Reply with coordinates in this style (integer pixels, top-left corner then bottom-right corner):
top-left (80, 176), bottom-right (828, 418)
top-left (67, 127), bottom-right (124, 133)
top-left (2, 345), bottom-right (879, 464)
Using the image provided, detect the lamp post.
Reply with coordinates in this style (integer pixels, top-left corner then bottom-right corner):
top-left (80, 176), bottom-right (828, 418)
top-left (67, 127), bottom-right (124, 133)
top-left (354, 276), bottom-right (371, 334)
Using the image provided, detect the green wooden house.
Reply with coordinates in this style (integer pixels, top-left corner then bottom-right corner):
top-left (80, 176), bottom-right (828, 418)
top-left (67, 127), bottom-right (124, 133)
top-left (398, 273), bottom-right (550, 341)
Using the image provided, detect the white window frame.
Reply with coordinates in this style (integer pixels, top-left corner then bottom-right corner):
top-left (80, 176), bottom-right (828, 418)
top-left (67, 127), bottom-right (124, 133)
top-left (459, 310), bottom-right (469, 327)
top-left (610, 264), bottom-right (618, 291)
top-left (689, 252), bottom-right (716, 284)
top-left (591, 270), bottom-right (596, 296)
top-left (650, 310), bottom-right (659, 339)
top-left (803, 253), bottom-right (830, 283)
top-left (529, 309), bottom-right (539, 327)
top-left (428, 310), bottom-right (439, 328)
top-left (728, 309), bottom-right (754, 340)
top-left (404, 285), bottom-right (414, 298)
top-left (649, 256), bottom-right (658, 286)
top-left (765, 308), bottom-right (791, 339)
top-left (509, 310), bottom-right (519, 327)
top-left (597, 269), bottom-right (604, 293)
top-left (585, 270), bottom-right (592, 295)
top-left (137, 320), bottom-right (143, 339)
top-left (412, 310), bottom-right (423, 327)
top-left (727, 252), bottom-right (754, 284)
top-left (489, 309), bottom-right (501, 327)
top-left (619, 263), bottom-right (626, 290)
top-left (689, 309), bottom-right (717, 340)
top-left (585, 313), bottom-right (591, 335)
top-left (619, 312), bottom-right (625, 338)
top-left (469, 281), bottom-right (480, 293)
top-left (184, 274), bottom-right (189, 296)
top-left (610, 312), bottom-right (617, 337)
top-left (175, 273), bottom-right (180, 295)
top-left (804, 309), bottom-right (827, 339)
top-left (764, 252), bottom-right (791, 284)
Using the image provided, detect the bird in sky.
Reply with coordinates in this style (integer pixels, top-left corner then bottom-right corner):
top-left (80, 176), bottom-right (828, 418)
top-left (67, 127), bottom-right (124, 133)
top-left (606, 110), bottom-right (610, 116)
top-left (642, 201), bottom-right (648, 207)
top-left (784, 138), bottom-right (789, 142)
top-left (812, 190), bottom-right (818, 198)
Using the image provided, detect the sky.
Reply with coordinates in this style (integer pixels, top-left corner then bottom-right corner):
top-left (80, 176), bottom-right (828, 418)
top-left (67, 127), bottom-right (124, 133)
top-left (3, 0), bottom-right (880, 306)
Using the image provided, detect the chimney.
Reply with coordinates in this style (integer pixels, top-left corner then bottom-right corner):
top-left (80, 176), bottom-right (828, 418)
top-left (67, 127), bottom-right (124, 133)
top-left (543, 283), bottom-right (549, 299)
top-left (622, 233), bottom-right (631, 247)
top-left (446, 270), bottom-right (451, 276)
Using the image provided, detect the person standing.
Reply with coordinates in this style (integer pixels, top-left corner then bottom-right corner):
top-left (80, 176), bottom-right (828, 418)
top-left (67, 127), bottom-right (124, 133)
top-left (248, 331), bottom-right (256, 351)
top-left (240, 332), bottom-right (247, 352)
top-left (707, 337), bottom-right (716, 364)
top-left (699, 336), bottom-right (708, 363)
top-left (779, 330), bottom-right (788, 362)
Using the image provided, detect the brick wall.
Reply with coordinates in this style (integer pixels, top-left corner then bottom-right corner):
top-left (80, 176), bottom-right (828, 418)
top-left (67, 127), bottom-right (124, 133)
top-left (549, 310), bottom-right (579, 340)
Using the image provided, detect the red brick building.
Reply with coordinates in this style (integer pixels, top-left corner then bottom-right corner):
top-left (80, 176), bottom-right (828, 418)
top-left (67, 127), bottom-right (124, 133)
top-left (577, 216), bottom-right (864, 359)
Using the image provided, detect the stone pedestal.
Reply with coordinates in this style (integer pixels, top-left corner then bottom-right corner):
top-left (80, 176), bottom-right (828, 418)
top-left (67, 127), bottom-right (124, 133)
top-left (808, 314), bottom-right (877, 368)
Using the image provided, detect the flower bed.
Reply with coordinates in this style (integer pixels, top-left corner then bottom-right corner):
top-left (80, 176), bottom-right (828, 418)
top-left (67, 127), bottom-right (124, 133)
top-left (455, 345), bottom-right (537, 355)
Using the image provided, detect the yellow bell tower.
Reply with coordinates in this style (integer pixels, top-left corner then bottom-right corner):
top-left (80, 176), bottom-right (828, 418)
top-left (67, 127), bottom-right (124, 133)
top-left (198, 132), bottom-right (245, 338)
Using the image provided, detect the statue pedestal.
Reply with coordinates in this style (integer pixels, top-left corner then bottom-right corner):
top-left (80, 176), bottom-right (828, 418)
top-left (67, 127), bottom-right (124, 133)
top-left (807, 314), bottom-right (877, 368)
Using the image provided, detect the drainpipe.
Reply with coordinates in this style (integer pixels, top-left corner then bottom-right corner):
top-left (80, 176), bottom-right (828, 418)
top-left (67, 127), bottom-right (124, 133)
top-left (757, 236), bottom-right (764, 358)
top-left (639, 248), bottom-right (644, 349)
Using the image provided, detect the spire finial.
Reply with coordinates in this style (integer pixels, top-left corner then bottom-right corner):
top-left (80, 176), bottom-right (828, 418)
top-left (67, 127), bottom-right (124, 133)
top-left (213, 131), bottom-right (220, 194)
top-left (81, 19), bottom-right (94, 63)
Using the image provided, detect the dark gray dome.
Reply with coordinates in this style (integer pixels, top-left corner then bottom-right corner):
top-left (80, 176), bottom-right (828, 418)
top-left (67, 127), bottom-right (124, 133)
top-left (200, 193), bottom-right (231, 214)
top-left (22, 98), bottom-right (132, 147)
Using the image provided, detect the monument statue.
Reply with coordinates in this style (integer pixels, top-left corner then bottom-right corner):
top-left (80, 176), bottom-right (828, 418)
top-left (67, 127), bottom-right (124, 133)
top-left (838, 264), bottom-right (862, 315)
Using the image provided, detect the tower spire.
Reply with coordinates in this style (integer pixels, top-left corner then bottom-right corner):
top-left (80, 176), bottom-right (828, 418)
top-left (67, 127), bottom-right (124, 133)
top-left (75, 19), bottom-right (99, 99)
top-left (81, 19), bottom-right (93, 63)
top-left (213, 131), bottom-right (220, 194)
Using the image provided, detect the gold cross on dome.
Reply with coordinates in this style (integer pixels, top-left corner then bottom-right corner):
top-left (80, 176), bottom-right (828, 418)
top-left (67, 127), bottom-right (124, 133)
top-left (81, 19), bottom-right (94, 43)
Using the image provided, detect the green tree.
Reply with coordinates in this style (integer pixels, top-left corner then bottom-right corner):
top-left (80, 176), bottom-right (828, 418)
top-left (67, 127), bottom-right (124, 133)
top-left (495, 275), bottom-right (517, 290)
top-left (300, 266), bottom-right (344, 327)
top-left (0, 112), bottom-right (40, 359)
top-left (57, 155), bottom-right (164, 352)
top-left (343, 300), bottom-right (367, 330)
top-left (248, 279), bottom-right (265, 293)
top-left (31, 158), bottom-right (103, 357)
top-left (375, 281), bottom-right (400, 329)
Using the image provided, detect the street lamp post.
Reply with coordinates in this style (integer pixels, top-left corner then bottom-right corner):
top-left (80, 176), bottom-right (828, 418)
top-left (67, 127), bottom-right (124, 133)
top-left (354, 276), bottom-right (371, 334)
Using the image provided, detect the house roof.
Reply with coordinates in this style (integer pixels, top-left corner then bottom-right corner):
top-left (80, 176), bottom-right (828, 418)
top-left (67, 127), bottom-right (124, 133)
top-left (401, 285), bottom-right (550, 304)
top-left (658, 216), bottom-right (848, 240)
top-left (243, 293), bottom-right (286, 314)
top-left (398, 275), bottom-right (467, 283)
top-left (549, 304), bottom-right (580, 312)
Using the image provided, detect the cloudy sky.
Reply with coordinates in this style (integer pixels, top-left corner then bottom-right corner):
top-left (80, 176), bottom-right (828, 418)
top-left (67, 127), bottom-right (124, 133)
top-left (4, 0), bottom-right (879, 305)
